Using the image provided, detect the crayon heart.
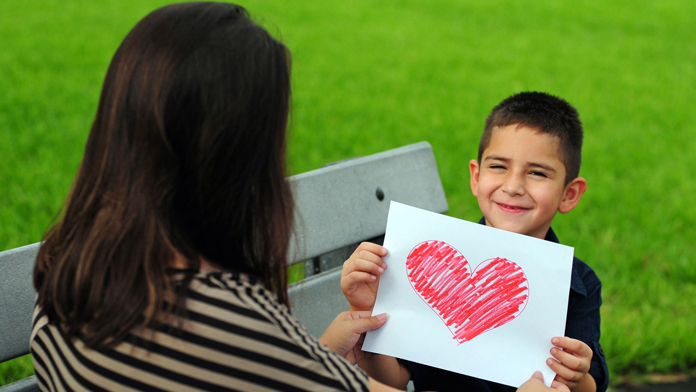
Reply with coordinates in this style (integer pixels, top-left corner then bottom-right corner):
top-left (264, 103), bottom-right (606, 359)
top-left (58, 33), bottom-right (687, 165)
top-left (406, 240), bottom-right (529, 343)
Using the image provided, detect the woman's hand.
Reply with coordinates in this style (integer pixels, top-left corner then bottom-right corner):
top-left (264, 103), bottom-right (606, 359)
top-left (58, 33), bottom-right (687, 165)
top-left (319, 310), bottom-right (387, 364)
top-left (518, 371), bottom-right (571, 392)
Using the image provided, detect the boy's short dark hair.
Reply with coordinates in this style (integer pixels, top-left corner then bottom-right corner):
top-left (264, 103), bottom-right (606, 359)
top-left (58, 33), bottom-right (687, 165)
top-left (479, 91), bottom-right (583, 184)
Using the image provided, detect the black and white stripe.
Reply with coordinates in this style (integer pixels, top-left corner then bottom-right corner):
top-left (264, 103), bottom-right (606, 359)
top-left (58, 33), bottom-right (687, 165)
top-left (30, 271), bottom-right (370, 392)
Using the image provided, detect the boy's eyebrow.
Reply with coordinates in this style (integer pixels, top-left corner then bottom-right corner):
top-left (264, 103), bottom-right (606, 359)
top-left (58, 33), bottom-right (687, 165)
top-left (483, 155), bottom-right (510, 163)
top-left (528, 162), bottom-right (557, 173)
top-left (484, 155), bottom-right (557, 173)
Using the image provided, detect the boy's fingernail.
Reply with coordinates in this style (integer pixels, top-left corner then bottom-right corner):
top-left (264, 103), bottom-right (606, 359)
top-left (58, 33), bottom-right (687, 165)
top-left (552, 337), bottom-right (558, 344)
top-left (546, 358), bottom-right (554, 366)
top-left (370, 275), bottom-right (377, 281)
top-left (376, 313), bottom-right (387, 321)
top-left (378, 267), bottom-right (384, 273)
top-left (382, 262), bottom-right (387, 269)
top-left (381, 247), bottom-right (388, 255)
top-left (550, 348), bottom-right (557, 355)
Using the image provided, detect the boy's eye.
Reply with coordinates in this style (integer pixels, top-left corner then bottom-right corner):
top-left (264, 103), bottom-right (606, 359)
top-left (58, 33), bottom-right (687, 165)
top-left (489, 165), bottom-right (506, 170)
top-left (530, 171), bottom-right (548, 178)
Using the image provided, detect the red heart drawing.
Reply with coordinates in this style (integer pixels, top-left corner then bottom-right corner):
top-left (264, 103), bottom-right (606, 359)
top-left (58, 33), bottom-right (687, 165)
top-left (406, 240), bottom-right (529, 343)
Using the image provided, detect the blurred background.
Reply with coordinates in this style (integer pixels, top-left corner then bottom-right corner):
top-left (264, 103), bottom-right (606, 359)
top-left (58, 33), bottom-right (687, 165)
top-left (2, 0), bottom-right (695, 388)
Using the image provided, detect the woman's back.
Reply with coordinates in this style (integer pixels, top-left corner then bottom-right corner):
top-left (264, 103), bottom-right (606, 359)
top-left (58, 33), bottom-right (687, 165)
top-left (31, 270), bottom-right (369, 391)
top-left (26, 3), bottom-right (376, 391)
top-left (32, 0), bottom-right (293, 364)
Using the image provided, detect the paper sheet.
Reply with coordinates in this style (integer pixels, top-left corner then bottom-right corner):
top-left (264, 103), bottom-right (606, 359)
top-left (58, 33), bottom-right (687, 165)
top-left (362, 201), bottom-right (574, 388)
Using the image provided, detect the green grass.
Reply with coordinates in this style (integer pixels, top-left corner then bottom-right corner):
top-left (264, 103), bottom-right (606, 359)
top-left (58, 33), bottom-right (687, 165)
top-left (2, 0), bottom-right (696, 387)
top-left (0, 356), bottom-right (33, 386)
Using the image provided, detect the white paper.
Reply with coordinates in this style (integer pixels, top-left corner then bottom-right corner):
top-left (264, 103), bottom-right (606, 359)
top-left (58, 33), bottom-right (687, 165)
top-left (362, 201), bottom-right (574, 388)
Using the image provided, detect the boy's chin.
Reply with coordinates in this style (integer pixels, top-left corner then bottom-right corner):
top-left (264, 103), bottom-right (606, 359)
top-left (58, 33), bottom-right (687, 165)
top-left (486, 219), bottom-right (549, 239)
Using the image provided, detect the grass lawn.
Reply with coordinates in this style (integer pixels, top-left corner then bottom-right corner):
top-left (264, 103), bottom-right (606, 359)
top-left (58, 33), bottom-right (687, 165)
top-left (2, 0), bottom-right (696, 387)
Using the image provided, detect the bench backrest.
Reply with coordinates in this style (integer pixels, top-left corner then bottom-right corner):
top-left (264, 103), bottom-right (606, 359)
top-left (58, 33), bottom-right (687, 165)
top-left (287, 142), bottom-right (448, 337)
top-left (0, 244), bottom-right (40, 391)
top-left (0, 141), bottom-right (447, 391)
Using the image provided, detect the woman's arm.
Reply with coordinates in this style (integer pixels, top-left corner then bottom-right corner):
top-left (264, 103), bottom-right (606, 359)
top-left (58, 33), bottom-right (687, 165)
top-left (319, 311), bottom-right (409, 390)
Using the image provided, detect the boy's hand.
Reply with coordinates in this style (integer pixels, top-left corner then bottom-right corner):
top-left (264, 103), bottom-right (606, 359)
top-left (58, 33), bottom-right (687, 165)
top-left (546, 337), bottom-right (593, 390)
top-left (340, 242), bottom-right (388, 311)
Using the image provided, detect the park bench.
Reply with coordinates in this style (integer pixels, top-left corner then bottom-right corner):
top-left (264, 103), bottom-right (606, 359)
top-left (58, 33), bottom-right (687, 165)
top-left (0, 141), bottom-right (448, 392)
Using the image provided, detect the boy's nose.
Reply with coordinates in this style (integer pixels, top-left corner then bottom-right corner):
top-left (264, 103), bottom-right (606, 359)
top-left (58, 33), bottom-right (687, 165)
top-left (501, 174), bottom-right (525, 196)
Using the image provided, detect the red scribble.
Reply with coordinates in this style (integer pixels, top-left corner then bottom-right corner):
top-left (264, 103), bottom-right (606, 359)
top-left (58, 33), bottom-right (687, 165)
top-left (406, 240), bottom-right (529, 343)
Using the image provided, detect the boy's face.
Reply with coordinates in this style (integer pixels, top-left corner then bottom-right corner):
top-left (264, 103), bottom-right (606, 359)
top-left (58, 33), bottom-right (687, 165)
top-left (469, 124), bottom-right (585, 239)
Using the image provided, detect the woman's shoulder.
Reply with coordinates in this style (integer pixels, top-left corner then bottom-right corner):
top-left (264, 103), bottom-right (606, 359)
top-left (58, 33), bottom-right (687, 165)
top-left (175, 269), bottom-right (316, 349)
top-left (180, 270), bottom-right (370, 390)
top-left (172, 269), bottom-right (281, 325)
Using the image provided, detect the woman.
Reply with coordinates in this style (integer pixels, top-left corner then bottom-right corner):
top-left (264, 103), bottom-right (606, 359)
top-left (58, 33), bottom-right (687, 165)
top-left (31, 3), bottom-right (385, 391)
top-left (30, 2), bottom-right (566, 391)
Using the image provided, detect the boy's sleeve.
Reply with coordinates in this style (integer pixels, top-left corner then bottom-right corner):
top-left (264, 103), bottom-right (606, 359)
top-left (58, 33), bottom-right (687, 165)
top-left (566, 261), bottom-right (609, 392)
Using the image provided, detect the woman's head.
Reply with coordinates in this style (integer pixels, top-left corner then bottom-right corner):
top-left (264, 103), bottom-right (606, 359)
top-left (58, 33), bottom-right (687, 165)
top-left (35, 2), bottom-right (293, 346)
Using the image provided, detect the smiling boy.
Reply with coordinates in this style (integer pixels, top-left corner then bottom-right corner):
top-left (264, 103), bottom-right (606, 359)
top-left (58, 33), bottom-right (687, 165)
top-left (341, 92), bottom-right (609, 392)
top-left (470, 92), bottom-right (587, 240)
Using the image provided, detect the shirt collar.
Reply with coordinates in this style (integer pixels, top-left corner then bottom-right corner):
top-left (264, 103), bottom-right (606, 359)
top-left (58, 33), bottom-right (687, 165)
top-left (477, 217), bottom-right (587, 297)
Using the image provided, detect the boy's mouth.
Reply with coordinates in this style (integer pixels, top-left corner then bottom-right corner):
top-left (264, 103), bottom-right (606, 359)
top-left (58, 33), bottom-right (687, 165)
top-left (494, 202), bottom-right (530, 213)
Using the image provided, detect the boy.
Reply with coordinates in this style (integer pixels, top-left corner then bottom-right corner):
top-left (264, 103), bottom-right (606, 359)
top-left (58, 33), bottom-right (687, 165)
top-left (340, 92), bottom-right (608, 392)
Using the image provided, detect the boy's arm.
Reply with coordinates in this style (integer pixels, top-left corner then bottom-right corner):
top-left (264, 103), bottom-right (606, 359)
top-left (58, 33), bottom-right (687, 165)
top-left (562, 262), bottom-right (609, 392)
top-left (571, 373), bottom-right (596, 392)
top-left (341, 243), bottom-right (410, 388)
top-left (360, 354), bottom-right (411, 390)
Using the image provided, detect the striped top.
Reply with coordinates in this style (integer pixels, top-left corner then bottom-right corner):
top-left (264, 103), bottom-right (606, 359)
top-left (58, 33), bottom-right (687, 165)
top-left (30, 270), bottom-right (370, 392)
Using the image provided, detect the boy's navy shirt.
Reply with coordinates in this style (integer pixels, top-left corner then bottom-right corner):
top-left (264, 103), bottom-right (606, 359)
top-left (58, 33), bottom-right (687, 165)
top-left (399, 218), bottom-right (609, 392)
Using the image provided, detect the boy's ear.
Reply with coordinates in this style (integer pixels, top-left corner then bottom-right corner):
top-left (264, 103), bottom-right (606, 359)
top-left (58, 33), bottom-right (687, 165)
top-left (558, 177), bottom-right (587, 214)
top-left (469, 159), bottom-right (480, 197)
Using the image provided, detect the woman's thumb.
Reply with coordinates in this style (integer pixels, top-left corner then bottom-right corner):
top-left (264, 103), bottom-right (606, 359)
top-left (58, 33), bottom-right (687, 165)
top-left (354, 313), bottom-right (388, 333)
top-left (372, 313), bottom-right (388, 327)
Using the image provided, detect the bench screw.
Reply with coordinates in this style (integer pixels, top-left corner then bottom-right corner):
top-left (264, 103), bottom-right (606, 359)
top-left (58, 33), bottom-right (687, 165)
top-left (375, 187), bottom-right (385, 201)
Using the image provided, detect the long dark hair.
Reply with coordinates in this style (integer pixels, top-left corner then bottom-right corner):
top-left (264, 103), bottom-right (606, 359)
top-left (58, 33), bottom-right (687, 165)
top-left (34, 2), bottom-right (294, 348)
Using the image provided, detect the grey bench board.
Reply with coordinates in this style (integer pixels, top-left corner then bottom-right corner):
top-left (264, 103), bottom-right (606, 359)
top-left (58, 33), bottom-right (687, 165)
top-left (0, 243), bottom-right (40, 392)
top-left (0, 243), bottom-right (39, 363)
top-left (288, 141), bottom-right (447, 265)
top-left (0, 377), bottom-right (38, 392)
